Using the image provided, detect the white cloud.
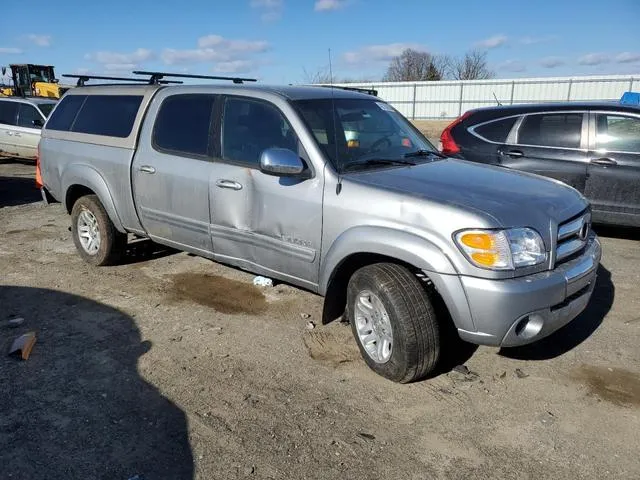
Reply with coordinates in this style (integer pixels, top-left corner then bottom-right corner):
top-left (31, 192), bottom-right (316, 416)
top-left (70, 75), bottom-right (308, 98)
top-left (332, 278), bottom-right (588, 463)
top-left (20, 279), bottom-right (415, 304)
top-left (615, 52), bottom-right (640, 64)
top-left (474, 34), bottom-right (508, 49)
top-left (26, 34), bottom-right (51, 47)
top-left (578, 53), bottom-right (610, 66)
top-left (315, 0), bottom-right (348, 12)
top-left (343, 43), bottom-right (424, 65)
top-left (197, 35), bottom-right (268, 52)
top-left (250, 0), bottom-right (283, 22)
top-left (520, 35), bottom-right (557, 45)
top-left (540, 56), bottom-right (565, 68)
top-left (498, 60), bottom-right (526, 72)
top-left (214, 60), bottom-right (256, 74)
top-left (0, 47), bottom-right (23, 54)
top-left (104, 63), bottom-right (138, 72)
top-left (86, 48), bottom-right (154, 66)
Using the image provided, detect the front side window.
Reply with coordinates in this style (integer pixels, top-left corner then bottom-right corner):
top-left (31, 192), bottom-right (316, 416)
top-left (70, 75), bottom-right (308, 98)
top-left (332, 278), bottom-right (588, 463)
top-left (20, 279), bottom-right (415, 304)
top-left (153, 94), bottom-right (215, 157)
top-left (0, 101), bottom-right (19, 126)
top-left (293, 98), bottom-right (436, 172)
top-left (71, 95), bottom-right (143, 138)
top-left (595, 114), bottom-right (640, 153)
top-left (17, 104), bottom-right (42, 128)
top-left (517, 113), bottom-right (583, 149)
top-left (222, 97), bottom-right (297, 167)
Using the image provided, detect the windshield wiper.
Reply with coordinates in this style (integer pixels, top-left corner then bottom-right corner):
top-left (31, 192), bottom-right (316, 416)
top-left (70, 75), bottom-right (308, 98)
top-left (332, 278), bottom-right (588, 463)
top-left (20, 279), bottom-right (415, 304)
top-left (403, 149), bottom-right (447, 159)
top-left (342, 159), bottom-right (416, 172)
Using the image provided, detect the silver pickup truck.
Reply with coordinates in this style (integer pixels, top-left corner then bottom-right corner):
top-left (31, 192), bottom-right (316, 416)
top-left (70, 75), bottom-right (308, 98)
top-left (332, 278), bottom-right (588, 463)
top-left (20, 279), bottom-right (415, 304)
top-left (38, 78), bottom-right (602, 383)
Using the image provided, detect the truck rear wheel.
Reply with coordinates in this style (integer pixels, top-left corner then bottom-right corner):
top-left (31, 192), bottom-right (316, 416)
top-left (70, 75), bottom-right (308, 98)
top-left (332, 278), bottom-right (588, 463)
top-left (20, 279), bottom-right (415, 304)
top-left (71, 194), bottom-right (127, 266)
top-left (346, 263), bottom-right (440, 383)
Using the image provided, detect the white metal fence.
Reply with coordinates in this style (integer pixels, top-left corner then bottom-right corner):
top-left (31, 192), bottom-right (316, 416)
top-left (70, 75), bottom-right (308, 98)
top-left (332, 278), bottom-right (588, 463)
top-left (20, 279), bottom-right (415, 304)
top-left (334, 74), bottom-right (639, 120)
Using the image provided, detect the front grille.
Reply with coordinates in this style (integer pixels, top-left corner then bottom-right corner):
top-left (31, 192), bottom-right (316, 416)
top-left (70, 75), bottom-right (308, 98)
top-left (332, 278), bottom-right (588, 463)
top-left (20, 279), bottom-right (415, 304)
top-left (555, 209), bottom-right (591, 267)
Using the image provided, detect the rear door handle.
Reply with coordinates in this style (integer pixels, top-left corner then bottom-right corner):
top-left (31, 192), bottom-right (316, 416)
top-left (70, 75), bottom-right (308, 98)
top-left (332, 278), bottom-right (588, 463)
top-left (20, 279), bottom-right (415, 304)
top-left (590, 157), bottom-right (617, 166)
top-left (139, 165), bottom-right (156, 174)
top-left (216, 179), bottom-right (243, 190)
top-left (6, 131), bottom-right (13, 136)
top-left (13, 132), bottom-right (21, 137)
top-left (500, 149), bottom-right (524, 158)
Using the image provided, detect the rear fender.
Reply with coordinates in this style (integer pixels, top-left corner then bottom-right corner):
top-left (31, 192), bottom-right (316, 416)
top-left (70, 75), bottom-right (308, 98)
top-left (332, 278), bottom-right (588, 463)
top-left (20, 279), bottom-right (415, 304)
top-left (62, 164), bottom-right (125, 233)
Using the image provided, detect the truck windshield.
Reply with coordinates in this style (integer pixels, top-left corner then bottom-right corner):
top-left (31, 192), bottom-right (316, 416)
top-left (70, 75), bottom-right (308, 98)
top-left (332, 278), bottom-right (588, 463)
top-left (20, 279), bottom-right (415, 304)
top-left (292, 97), bottom-right (437, 172)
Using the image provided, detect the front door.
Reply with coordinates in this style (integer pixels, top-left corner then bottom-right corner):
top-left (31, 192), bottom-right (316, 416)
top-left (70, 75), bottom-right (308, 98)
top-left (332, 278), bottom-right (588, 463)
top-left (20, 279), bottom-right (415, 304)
top-left (500, 111), bottom-right (589, 192)
top-left (131, 92), bottom-right (217, 254)
top-left (14, 103), bottom-right (44, 158)
top-left (585, 112), bottom-right (640, 226)
top-left (209, 95), bottom-right (323, 288)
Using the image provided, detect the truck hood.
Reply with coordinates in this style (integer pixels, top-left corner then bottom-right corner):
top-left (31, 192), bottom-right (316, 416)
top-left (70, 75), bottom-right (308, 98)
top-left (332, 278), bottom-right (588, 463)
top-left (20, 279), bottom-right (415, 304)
top-left (348, 158), bottom-right (588, 230)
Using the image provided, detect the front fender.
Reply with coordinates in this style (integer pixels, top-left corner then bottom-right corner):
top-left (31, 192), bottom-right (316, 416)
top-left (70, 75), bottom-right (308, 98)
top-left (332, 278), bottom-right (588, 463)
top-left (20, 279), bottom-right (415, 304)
top-left (62, 164), bottom-right (125, 233)
top-left (319, 226), bottom-right (458, 295)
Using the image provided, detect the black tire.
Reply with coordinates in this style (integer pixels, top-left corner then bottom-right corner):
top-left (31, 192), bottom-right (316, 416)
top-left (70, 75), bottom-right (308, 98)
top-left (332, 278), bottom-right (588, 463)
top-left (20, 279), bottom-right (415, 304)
top-left (346, 263), bottom-right (440, 383)
top-left (70, 194), bottom-right (127, 266)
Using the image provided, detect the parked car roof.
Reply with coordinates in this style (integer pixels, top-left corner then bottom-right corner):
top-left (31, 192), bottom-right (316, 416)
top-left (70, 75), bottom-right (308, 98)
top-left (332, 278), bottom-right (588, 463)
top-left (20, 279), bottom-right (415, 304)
top-left (0, 96), bottom-right (58, 105)
top-left (469, 101), bottom-right (640, 115)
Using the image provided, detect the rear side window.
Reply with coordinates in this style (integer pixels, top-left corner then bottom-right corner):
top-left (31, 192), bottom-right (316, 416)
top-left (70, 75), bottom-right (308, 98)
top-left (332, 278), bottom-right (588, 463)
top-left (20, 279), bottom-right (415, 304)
top-left (71, 95), bottom-right (142, 138)
top-left (45, 95), bottom-right (86, 131)
top-left (517, 113), bottom-right (583, 149)
top-left (17, 104), bottom-right (42, 128)
top-left (595, 114), bottom-right (640, 153)
top-left (473, 116), bottom-right (517, 143)
top-left (153, 94), bottom-right (216, 157)
top-left (0, 101), bottom-right (18, 126)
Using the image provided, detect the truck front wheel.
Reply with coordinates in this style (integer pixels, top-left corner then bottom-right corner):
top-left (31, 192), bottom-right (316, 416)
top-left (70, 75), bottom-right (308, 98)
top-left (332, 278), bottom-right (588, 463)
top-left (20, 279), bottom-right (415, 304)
top-left (70, 194), bottom-right (127, 266)
top-left (346, 263), bottom-right (440, 383)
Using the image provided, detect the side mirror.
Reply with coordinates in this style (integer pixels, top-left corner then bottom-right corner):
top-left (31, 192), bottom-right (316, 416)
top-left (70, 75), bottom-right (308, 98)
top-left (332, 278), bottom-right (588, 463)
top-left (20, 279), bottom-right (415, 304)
top-left (32, 118), bottom-right (44, 128)
top-left (259, 148), bottom-right (307, 177)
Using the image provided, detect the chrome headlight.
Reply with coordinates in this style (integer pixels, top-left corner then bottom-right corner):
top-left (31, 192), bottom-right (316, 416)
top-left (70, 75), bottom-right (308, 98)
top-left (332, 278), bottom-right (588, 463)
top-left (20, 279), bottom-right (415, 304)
top-left (454, 228), bottom-right (546, 270)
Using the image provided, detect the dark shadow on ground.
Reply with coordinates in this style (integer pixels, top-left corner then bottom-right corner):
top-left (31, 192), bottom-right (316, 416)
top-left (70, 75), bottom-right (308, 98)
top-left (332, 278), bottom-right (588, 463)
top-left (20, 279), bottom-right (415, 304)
top-left (0, 175), bottom-right (41, 208)
top-left (0, 286), bottom-right (194, 480)
top-left (0, 156), bottom-right (35, 166)
top-left (593, 224), bottom-right (640, 241)
top-left (499, 265), bottom-right (614, 361)
top-left (120, 237), bottom-right (180, 265)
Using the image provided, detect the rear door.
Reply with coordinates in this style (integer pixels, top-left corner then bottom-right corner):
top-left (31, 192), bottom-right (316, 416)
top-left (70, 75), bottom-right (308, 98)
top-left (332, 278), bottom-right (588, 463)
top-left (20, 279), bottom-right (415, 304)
top-left (585, 112), bottom-right (640, 226)
top-left (0, 100), bottom-right (19, 157)
top-left (14, 103), bottom-right (45, 158)
top-left (209, 94), bottom-right (323, 287)
top-left (131, 92), bottom-right (217, 254)
top-left (500, 111), bottom-right (589, 192)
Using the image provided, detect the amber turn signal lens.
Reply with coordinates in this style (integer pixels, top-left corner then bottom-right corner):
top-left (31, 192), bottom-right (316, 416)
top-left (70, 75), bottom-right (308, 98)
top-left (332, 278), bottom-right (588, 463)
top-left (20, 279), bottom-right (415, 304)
top-left (460, 232), bottom-right (494, 250)
top-left (471, 251), bottom-right (499, 266)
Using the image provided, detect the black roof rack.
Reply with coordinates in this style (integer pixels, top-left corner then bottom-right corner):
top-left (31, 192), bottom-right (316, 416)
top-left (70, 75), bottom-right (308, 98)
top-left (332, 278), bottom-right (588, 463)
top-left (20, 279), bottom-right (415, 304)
top-left (62, 74), bottom-right (183, 87)
top-left (133, 70), bottom-right (257, 85)
top-left (318, 85), bottom-right (378, 96)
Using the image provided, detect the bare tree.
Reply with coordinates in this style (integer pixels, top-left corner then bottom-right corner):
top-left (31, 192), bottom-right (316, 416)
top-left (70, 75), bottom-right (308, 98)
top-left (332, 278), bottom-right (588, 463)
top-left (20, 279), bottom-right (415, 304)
top-left (383, 49), bottom-right (446, 82)
top-left (449, 50), bottom-right (495, 80)
top-left (302, 66), bottom-right (334, 84)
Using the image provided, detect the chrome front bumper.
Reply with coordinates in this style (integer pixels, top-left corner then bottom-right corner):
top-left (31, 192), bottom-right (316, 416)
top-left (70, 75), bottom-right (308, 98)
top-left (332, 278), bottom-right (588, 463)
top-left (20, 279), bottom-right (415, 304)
top-left (456, 233), bottom-right (602, 347)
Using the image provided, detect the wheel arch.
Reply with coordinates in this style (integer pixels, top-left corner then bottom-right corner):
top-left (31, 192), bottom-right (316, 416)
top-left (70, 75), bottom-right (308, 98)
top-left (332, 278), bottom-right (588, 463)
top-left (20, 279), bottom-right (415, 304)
top-left (62, 165), bottom-right (126, 233)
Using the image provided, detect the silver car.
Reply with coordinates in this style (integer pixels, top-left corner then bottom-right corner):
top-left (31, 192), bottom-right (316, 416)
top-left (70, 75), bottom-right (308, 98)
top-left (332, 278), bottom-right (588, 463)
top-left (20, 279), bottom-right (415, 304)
top-left (0, 96), bottom-right (57, 159)
top-left (38, 77), bottom-right (601, 383)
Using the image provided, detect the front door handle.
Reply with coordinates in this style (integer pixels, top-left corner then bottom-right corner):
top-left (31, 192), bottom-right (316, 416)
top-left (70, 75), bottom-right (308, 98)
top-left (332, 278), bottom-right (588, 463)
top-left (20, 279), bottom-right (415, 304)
top-left (500, 149), bottom-right (524, 158)
top-left (590, 157), bottom-right (617, 166)
top-left (139, 165), bottom-right (156, 174)
top-left (216, 179), bottom-right (243, 190)
top-left (13, 132), bottom-right (21, 137)
top-left (6, 131), bottom-right (13, 136)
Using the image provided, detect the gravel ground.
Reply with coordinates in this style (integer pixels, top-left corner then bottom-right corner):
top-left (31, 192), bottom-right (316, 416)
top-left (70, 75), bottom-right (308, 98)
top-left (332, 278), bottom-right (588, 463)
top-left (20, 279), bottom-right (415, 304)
top-left (1, 159), bottom-right (639, 480)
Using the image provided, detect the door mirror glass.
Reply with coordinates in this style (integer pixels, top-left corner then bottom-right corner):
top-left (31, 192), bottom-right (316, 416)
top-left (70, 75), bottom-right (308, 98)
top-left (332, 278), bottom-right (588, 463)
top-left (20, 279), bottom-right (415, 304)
top-left (260, 148), bottom-right (305, 177)
top-left (32, 118), bottom-right (44, 128)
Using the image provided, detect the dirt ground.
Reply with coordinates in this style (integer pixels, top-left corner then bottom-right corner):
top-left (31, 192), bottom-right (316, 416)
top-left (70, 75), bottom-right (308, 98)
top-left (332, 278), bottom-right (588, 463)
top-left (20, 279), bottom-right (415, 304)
top-left (1, 159), bottom-right (639, 480)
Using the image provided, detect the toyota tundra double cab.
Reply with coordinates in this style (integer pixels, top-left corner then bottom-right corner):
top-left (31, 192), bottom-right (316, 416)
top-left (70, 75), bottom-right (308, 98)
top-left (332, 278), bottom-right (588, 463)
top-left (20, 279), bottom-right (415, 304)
top-left (37, 74), bottom-right (602, 383)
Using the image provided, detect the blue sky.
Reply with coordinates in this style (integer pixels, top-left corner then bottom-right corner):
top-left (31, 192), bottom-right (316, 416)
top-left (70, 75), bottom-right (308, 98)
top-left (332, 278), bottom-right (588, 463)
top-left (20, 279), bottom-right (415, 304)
top-left (1, 0), bottom-right (639, 84)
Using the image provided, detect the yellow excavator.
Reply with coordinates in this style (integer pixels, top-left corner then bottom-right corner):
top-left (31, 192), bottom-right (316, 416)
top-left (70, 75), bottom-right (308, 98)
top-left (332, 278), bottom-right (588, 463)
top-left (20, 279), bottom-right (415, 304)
top-left (0, 64), bottom-right (74, 98)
